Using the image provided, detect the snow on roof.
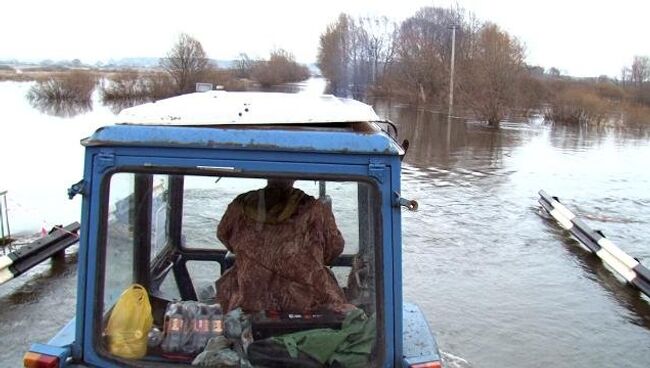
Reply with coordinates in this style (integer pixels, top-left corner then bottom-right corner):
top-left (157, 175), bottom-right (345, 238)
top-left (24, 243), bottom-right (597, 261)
top-left (116, 91), bottom-right (382, 126)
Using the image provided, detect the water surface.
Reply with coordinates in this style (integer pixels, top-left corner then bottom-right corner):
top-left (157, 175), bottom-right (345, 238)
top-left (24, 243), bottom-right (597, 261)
top-left (1, 79), bottom-right (649, 367)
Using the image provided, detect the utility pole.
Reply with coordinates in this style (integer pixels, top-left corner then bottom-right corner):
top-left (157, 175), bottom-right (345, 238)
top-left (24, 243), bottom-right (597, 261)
top-left (0, 190), bottom-right (10, 245)
top-left (448, 25), bottom-right (458, 117)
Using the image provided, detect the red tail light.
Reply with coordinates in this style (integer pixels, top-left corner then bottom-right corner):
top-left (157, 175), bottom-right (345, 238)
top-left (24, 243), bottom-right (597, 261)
top-left (410, 362), bottom-right (443, 368)
top-left (23, 352), bottom-right (60, 368)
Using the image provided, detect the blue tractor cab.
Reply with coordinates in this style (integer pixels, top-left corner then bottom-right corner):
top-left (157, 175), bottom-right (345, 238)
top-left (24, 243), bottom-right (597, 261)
top-left (24, 92), bottom-right (441, 368)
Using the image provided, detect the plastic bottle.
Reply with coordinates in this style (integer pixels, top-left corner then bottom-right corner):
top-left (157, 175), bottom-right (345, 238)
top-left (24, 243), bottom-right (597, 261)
top-left (192, 305), bottom-right (211, 351)
top-left (161, 303), bottom-right (184, 353)
top-left (208, 304), bottom-right (224, 338)
top-left (181, 302), bottom-right (199, 354)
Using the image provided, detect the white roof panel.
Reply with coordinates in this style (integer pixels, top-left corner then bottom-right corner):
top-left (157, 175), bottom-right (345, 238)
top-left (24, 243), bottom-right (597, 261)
top-left (116, 91), bottom-right (382, 125)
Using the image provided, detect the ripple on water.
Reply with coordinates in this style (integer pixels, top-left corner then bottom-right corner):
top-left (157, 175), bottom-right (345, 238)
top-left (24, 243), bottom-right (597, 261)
top-left (0, 82), bottom-right (649, 367)
top-left (396, 108), bottom-right (650, 368)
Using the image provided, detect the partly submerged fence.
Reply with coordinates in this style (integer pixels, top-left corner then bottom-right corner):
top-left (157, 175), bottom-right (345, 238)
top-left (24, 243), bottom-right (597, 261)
top-left (539, 190), bottom-right (650, 297)
top-left (0, 222), bottom-right (80, 285)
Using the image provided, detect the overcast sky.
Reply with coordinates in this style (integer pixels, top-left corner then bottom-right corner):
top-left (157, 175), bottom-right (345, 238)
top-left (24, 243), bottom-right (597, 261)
top-left (2, 0), bottom-right (648, 77)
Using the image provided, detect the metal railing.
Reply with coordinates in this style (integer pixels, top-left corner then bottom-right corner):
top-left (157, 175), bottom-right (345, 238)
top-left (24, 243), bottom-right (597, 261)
top-left (0, 222), bottom-right (80, 284)
top-left (539, 190), bottom-right (650, 297)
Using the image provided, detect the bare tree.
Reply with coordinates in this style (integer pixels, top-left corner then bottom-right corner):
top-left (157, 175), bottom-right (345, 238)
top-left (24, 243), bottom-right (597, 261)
top-left (315, 6), bottom-right (542, 124)
top-left (234, 53), bottom-right (254, 79)
top-left (548, 67), bottom-right (561, 78)
top-left (318, 14), bottom-right (398, 97)
top-left (317, 14), bottom-right (353, 95)
top-left (459, 23), bottom-right (526, 126)
top-left (631, 56), bottom-right (650, 88)
top-left (393, 9), bottom-right (450, 102)
top-left (620, 66), bottom-right (631, 87)
top-left (385, 6), bottom-right (474, 104)
top-left (160, 33), bottom-right (209, 94)
top-left (355, 16), bottom-right (397, 89)
top-left (629, 56), bottom-right (650, 104)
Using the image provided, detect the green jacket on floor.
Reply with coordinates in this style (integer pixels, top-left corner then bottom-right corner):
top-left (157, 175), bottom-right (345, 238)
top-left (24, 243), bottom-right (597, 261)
top-left (271, 309), bottom-right (376, 368)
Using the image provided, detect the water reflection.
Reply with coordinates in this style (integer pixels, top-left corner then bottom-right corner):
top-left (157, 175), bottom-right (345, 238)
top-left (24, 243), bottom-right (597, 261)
top-left (103, 98), bottom-right (151, 114)
top-left (549, 122), bottom-right (650, 151)
top-left (0, 247), bottom-right (78, 364)
top-left (3, 250), bottom-right (77, 305)
top-left (539, 214), bottom-right (650, 329)
top-left (382, 94), bottom-right (650, 368)
top-left (28, 98), bottom-right (93, 118)
top-left (255, 83), bottom-right (301, 94)
top-left (373, 102), bottom-right (516, 170)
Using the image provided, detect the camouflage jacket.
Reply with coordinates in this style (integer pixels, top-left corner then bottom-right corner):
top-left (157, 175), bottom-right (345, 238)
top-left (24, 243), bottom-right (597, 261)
top-left (216, 187), bottom-right (346, 313)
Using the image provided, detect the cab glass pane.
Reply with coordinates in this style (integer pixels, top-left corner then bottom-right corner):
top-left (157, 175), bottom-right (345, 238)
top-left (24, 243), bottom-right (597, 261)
top-left (99, 172), bottom-right (381, 366)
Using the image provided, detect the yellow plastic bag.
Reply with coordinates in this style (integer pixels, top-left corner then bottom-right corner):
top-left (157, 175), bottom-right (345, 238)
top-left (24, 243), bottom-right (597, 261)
top-left (105, 284), bottom-right (153, 359)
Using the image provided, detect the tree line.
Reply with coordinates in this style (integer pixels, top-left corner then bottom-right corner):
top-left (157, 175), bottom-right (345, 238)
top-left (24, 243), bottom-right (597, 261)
top-left (317, 7), bottom-right (650, 126)
top-left (24, 33), bottom-right (312, 111)
top-left (620, 56), bottom-right (650, 104)
top-left (157, 34), bottom-right (310, 95)
top-left (100, 34), bottom-right (310, 101)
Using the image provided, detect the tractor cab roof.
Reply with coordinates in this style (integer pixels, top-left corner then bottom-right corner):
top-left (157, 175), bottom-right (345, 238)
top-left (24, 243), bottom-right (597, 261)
top-left (116, 91), bottom-right (381, 126)
top-left (83, 91), bottom-right (404, 156)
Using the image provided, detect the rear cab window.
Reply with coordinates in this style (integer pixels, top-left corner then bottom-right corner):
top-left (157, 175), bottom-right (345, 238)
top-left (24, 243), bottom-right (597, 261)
top-left (98, 171), bottom-right (383, 367)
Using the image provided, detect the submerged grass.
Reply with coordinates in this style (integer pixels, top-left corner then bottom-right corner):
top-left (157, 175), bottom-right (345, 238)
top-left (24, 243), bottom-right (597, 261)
top-left (27, 70), bottom-right (97, 103)
top-left (545, 87), bottom-right (611, 125)
top-left (545, 84), bottom-right (650, 126)
top-left (621, 103), bottom-right (650, 126)
top-left (100, 70), bottom-right (177, 102)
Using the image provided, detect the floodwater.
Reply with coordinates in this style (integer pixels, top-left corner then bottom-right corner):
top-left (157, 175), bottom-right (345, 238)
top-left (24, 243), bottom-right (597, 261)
top-left (1, 78), bottom-right (649, 367)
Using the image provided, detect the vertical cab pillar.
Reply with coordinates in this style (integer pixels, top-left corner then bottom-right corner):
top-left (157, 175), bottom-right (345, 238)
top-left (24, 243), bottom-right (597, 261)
top-left (133, 174), bottom-right (152, 289)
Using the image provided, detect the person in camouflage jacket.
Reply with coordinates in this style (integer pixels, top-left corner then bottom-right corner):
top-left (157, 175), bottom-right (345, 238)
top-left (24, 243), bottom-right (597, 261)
top-left (216, 179), bottom-right (347, 314)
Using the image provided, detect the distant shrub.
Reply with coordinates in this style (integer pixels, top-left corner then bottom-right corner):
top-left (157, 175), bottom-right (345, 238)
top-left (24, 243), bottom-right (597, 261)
top-left (546, 87), bottom-right (610, 125)
top-left (595, 82), bottom-right (626, 101)
top-left (202, 68), bottom-right (250, 91)
top-left (144, 72), bottom-right (176, 100)
top-left (100, 70), bottom-right (150, 101)
top-left (100, 70), bottom-right (176, 104)
top-left (27, 70), bottom-right (97, 103)
top-left (101, 66), bottom-right (252, 104)
top-left (621, 102), bottom-right (650, 125)
top-left (251, 49), bottom-right (310, 87)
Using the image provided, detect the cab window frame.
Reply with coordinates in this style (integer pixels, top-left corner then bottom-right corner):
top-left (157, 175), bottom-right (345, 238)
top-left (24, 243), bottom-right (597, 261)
top-left (93, 165), bottom-right (386, 366)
